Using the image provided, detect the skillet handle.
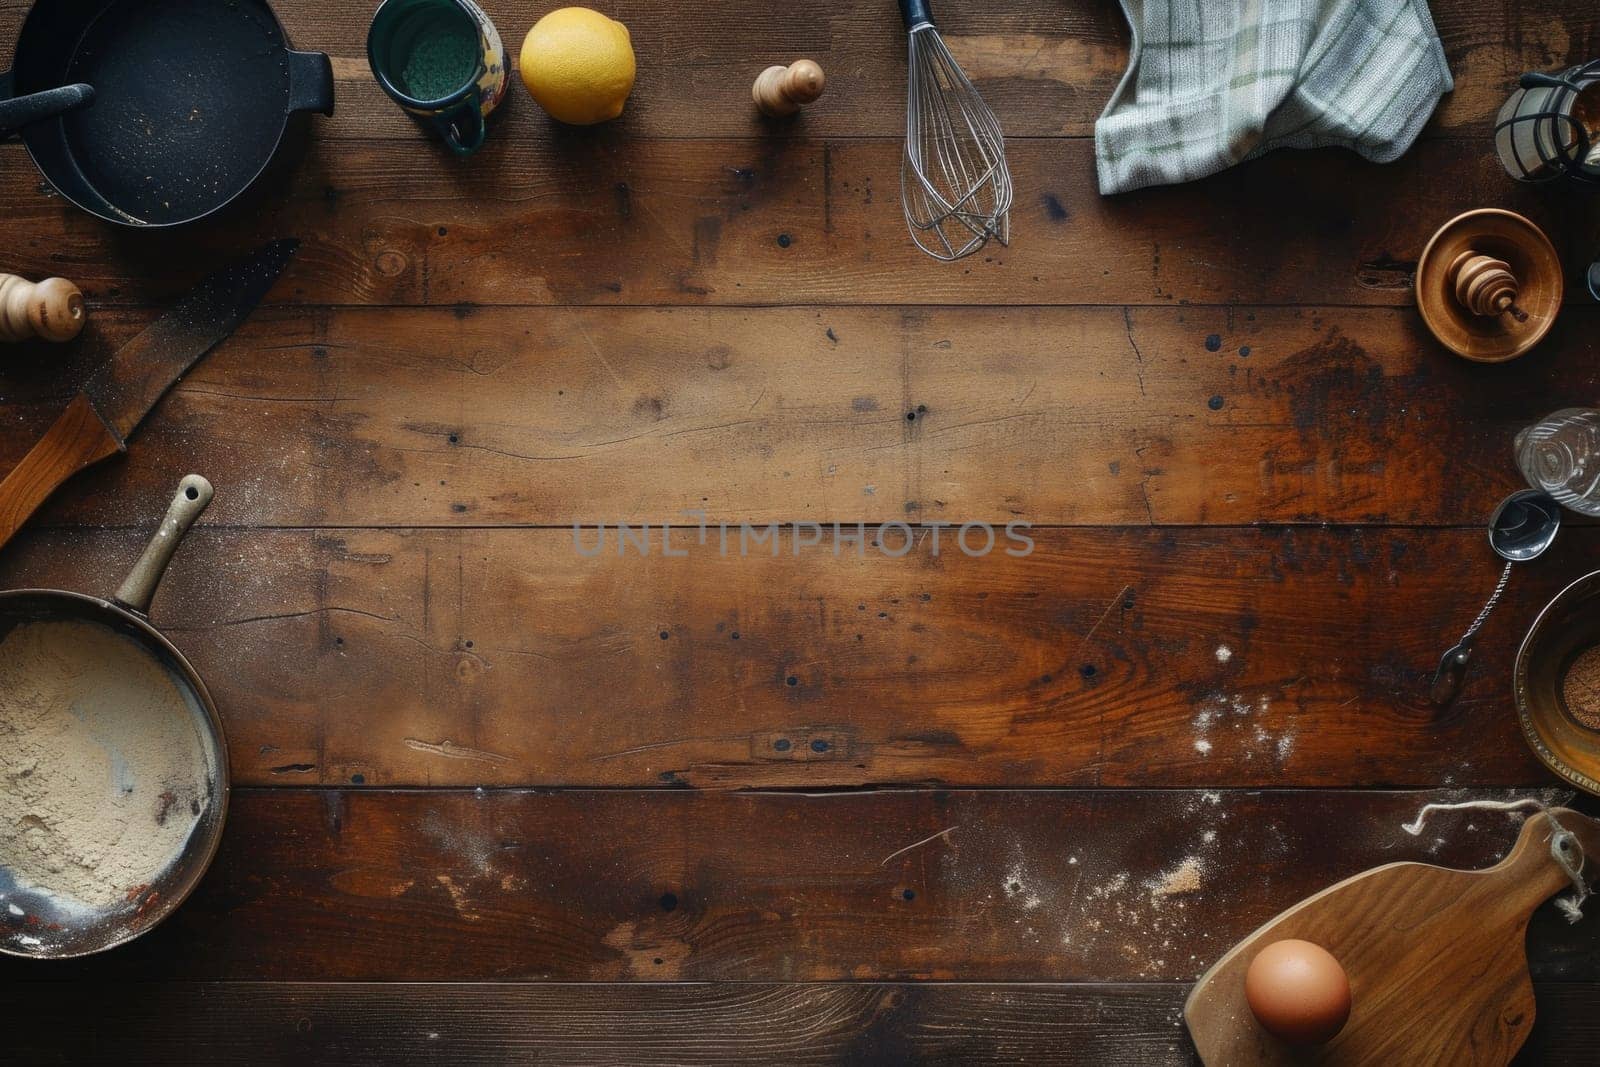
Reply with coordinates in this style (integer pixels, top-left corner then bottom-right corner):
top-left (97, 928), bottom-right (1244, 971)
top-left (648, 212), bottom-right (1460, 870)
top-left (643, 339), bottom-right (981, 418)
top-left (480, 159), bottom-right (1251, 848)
top-left (113, 475), bottom-right (214, 617)
top-left (286, 50), bottom-right (334, 116)
top-left (0, 81), bottom-right (94, 141)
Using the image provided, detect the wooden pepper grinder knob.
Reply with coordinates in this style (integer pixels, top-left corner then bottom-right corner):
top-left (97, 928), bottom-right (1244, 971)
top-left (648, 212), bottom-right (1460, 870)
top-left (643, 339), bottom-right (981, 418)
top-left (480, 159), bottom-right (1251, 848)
top-left (0, 273), bottom-right (86, 343)
top-left (753, 60), bottom-right (825, 117)
top-left (1446, 250), bottom-right (1521, 317)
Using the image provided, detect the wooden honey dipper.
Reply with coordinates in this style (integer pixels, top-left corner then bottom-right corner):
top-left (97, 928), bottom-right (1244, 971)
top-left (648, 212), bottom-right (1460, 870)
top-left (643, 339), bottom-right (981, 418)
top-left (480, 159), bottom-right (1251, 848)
top-left (0, 273), bottom-right (86, 343)
top-left (1416, 209), bottom-right (1562, 362)
top-left (1447, 250), bottom-right (1527, 321)
top-left (753, 60), bottom-right (825, 117)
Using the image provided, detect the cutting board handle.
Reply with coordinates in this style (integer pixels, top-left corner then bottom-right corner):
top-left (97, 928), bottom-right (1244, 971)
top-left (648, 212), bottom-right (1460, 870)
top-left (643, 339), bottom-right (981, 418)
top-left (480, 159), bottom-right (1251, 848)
top-left (0, 393), bottom-right (123, 551)
top-left (1498, 808), bottom-right (1600, 903)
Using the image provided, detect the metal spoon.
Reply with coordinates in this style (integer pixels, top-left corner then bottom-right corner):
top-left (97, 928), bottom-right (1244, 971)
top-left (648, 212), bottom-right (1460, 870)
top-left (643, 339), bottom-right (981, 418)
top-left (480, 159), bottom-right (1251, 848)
top-left (1587, 255), bottom-right (1600, 302)
top-left (1430, 489), bottom-right (1562, 705)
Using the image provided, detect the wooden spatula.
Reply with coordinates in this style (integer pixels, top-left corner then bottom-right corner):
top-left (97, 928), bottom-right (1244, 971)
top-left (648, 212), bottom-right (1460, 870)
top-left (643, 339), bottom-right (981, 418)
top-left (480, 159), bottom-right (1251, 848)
top-left (0, 240), bottom-right (294, 552)
top-left (1186, 808), bottom-right (1599, 1065)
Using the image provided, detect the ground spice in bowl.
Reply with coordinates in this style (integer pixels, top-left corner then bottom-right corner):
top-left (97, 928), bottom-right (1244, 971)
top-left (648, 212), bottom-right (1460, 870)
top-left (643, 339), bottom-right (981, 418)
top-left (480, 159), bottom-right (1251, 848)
top-left (1560, 644), bottom-right (1600, 731)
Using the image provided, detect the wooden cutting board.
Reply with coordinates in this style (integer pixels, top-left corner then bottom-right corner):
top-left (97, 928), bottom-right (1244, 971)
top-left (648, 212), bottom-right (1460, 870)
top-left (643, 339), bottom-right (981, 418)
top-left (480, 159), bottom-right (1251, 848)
top-left (1185, 809), bottom-right (1599, 1065)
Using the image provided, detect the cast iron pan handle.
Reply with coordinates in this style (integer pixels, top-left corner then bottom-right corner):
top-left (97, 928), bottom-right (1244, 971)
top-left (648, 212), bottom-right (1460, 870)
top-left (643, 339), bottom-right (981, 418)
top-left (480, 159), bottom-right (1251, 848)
top-left (113, 475), bottom-right (214, 617)
top-left (0, 78), bottom-right (94, 141)
top-left (286, 50), bottom-right (335, 116)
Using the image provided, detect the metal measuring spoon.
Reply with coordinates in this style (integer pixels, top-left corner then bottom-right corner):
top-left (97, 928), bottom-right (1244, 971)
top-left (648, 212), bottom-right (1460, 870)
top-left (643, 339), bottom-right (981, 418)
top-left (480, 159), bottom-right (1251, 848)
top-left (1430, 489), bottom-right (1562, 705)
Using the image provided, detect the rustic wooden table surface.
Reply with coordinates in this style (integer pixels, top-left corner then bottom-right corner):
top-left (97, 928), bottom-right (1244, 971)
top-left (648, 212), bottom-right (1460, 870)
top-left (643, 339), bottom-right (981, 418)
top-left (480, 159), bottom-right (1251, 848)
top-left (4, 0), bottom-right (1600, 1061)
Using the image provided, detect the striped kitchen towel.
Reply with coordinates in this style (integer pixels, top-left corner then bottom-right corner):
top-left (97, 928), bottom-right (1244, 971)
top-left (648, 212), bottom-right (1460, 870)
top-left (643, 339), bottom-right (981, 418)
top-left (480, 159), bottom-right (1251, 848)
top-left (1095, 0), bottom-right (1454, 194)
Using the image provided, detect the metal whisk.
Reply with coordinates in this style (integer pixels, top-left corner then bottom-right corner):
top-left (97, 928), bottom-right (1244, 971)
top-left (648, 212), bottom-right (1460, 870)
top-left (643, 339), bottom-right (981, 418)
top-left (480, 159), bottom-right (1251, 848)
top-left (899, 0), bottom-right (1013, 261)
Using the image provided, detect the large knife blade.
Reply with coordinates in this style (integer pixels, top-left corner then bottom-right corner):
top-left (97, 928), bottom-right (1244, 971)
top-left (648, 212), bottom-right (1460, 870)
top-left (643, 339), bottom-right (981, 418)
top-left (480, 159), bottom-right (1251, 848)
top-left (0, 238), bottom-right (297, 550)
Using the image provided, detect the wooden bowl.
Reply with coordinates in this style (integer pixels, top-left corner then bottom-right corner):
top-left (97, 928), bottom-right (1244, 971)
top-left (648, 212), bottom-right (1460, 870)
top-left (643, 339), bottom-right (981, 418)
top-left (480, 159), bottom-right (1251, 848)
top-left (1514, 569), bottom-right (1600, 795)
top-left (1416, 209), bottom-right (1563, 362)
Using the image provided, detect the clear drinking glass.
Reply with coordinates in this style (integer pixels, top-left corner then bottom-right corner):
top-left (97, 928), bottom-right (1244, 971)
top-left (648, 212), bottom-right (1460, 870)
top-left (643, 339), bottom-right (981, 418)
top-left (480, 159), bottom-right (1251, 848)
top-left (1516, 409), bottom-right (1600, 515)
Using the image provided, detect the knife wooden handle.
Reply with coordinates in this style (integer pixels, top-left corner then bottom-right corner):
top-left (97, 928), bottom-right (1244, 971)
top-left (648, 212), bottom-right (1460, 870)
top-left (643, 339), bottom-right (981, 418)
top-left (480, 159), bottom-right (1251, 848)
top-left (0, 393), bottom-right (124, 551)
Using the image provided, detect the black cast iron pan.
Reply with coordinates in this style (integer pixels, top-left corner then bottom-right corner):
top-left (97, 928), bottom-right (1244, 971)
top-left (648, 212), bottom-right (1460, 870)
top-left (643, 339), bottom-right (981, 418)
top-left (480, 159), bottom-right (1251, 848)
top-left (0, 476), bottom-right (228, 958)
top-left (0, 0), bottom-right (333, 228)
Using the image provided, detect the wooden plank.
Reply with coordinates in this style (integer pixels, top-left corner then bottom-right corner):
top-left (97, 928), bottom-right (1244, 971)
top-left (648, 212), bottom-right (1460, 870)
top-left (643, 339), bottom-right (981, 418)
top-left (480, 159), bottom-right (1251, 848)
top-left (3, 139), bottom-right (1596, 309)
top-left (1, 0), bottom-right (1589, 140)
top-left (4, 305), bottom-right (1596, 531)
top-left (4, 980), bottom-right (1595, 1065)
top-left (0, 983), bottom-right (1195, 1066)
top-left (0, 524), bottom-right (1585, 789)
top-left (7, 980), bottom-right (1596, 1065)
top-left (0, 789), bottom-right (1592, 982)
top-left (1516, 986), bottom-right (1600, 1066)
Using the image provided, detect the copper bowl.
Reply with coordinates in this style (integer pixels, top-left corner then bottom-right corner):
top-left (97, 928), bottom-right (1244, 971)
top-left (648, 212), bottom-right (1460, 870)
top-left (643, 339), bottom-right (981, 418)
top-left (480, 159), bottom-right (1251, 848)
top-left (1515, 569), bottom-right (1600, 795)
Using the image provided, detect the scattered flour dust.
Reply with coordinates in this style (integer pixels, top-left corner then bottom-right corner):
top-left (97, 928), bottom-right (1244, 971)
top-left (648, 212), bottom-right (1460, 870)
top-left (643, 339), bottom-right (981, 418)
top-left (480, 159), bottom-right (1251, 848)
top-left (970, 793), bottom-right (1235, 977)
top-left (1002, 862), bottom-right (1044, 909)
top-left (1191, 690), bottom-right (1296, 763)
top-left (0, 619), bottom-right (214, 910)
top-left (1150, 856), bottom-right (1204, 898)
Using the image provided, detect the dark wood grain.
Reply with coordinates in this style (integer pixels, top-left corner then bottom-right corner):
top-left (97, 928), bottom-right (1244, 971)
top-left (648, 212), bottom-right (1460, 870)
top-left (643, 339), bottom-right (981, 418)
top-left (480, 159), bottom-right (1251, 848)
top-left (4, 980), bottom-right (1596, 1065)
top-left (0, 982), bottom-right (1196, 1066)
top-left (0, 524), bottom-right (1588, 788)
top-left (3, 306), bottom-right (1597, 531)
top-left (1, 789), bottom-right (1592, 982)
top-left (7, 979), bottom-right (1596, 1065)
top-left (6, 985), bottom-right (1593, 1067)
top-left (2, 0), bottom-right (1591, 141)
top-left (2, 138), bottom-right (1597, 310)
top-left (4, 0), bottom-right (1599, 1056)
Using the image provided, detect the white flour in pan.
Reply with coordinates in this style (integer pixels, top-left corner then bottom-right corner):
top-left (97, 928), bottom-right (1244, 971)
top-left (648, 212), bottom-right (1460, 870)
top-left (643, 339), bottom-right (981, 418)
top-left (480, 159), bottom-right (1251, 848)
top-left (0, 618), bottom-right (213, 910)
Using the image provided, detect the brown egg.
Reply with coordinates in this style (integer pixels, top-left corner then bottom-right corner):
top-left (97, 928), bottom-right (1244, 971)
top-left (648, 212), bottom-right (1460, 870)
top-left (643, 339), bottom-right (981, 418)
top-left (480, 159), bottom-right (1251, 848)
top-left (1244, 938), bottom-right (1352, 1045)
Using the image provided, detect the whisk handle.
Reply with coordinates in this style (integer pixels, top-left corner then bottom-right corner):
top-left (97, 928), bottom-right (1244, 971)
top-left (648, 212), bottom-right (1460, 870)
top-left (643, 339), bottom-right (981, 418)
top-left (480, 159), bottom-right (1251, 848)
top-left (900, 0), bottom-right (934, 30)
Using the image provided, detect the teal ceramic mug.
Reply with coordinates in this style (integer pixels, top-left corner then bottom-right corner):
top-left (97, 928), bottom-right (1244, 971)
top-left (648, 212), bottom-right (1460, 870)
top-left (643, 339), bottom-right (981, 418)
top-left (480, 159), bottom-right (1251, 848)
top-left (368, 0), bottom-right (508, 155)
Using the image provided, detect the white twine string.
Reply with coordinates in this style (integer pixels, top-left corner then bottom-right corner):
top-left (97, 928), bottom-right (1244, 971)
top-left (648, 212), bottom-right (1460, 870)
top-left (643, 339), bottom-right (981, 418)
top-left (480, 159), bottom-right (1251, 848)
top-left (1403, 798), bottom-right (1590, 923)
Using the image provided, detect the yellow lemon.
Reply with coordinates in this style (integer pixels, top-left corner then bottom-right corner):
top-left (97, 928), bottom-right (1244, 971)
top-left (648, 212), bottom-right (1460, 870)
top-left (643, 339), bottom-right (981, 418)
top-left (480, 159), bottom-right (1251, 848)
top-left (519, 8), bottom-right (635, 125)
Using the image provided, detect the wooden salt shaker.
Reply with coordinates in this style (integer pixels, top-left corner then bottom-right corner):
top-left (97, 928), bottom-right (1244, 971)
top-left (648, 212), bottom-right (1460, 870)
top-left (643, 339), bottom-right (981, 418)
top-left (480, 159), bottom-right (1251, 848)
top-left (0, 273), bottom-right (86, 343)
top-left (753, 60), bottom-right (825, 117)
